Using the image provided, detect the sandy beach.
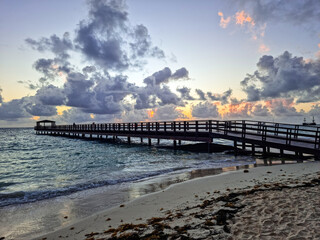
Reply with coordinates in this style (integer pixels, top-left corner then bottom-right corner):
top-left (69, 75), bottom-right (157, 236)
top-left (31, 161), bottom-right (320, 240)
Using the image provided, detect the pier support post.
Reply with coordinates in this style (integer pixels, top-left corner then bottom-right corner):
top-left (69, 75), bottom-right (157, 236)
top-left (207, 142), bottom-right (211, 153)
top-left (178, 140), bottom-right (181, 145)
top-left (173, 140), bottom-right (177, 150)
top-left (234, 141), bottom-right (238, 156)
top-left (90, 134), bottom-right (92, 139)
top-left (140, 137), bottom-right (143, 143)
top-left (128, 137), bottom-right (131, 144)
top-left (113, 135), bottom-right (116, 141)
top-left (251, 144), bottom-right (255, 156)
top-left (157, 138), bottom-right (160, 144)
top-left (148, 138), bottom-right (152, 146)
top-left (267, 146), bottom-right (270, 153)
top-left (263, 146), bottom-right (266, 156)
top-left (280, 149), bottom-right (284, 157)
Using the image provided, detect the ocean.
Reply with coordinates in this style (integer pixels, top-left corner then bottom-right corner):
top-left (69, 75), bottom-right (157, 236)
top-left (0, 128), bottom-right (257, 239)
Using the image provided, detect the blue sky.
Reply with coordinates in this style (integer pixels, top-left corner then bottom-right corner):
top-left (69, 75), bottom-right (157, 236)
top-left (1, 0), bottom-right (320, 126)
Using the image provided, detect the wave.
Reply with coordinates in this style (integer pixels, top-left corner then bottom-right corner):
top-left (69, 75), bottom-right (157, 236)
top-left (0, 166), bottom-right (190, 207)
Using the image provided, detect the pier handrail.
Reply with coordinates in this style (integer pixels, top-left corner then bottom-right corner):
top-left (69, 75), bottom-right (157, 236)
top-left (35, 119), bottom-right (320, 148)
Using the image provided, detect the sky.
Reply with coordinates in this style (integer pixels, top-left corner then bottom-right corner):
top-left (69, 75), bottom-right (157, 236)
top-left (1, 0), bottom-right (320, 127)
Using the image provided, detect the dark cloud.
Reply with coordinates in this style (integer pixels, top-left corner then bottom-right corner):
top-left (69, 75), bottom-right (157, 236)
top-left (241, 51), bottom-right (320, 102)
top-left (266, 98), bottom-right (303, 117)
top-left (0, 97), bottom-right (30, 120)
top-left (171, 67), bottom-right (189, 80)
top-left (195, 89), bottom-right (206, 100)
top-left (177, 87), bottom-right (195, 100)
top-left (191, 102), bottom-right (220, 119)
top-left (74, 0), bottom-right (164, 70)
top-left (25, 32), bottom-right (73, 59)
top-left (207, 89), bottom-right (232, 105)
top-left (251, 104), bottom-right (270, 117)
top-left (25, 103), bottom-right (57, 116)
top-left (143, 67), bottom-right (189, 86)
top-left (82, 66), bottom-right (96, 74)
top-left (35, 85), bottom-right (66, 106)
top-left (64, 72), bottom-right (95, 109)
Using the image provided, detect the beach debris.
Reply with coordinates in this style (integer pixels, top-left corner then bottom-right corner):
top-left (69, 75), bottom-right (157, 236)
top-left (70, 227), bottom-right (74, 230)
top-left (243, 169), bottom-right (249, 173)
top-left (119, 204), bottom-right (125, 208)
top-left (85, 232), bottom-right (99, 237)
top-left (267, 171), bottom-right (272, 173)
top-left (159, 208), bottom-right (164, 211)
top-left (63, 216), bottom-right (68, 219)
top-left (106, 217), bottom-right (111, 221)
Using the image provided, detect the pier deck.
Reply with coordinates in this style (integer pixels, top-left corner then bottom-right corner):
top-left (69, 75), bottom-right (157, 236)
top-left (35, 120), bottom-right (320, 158)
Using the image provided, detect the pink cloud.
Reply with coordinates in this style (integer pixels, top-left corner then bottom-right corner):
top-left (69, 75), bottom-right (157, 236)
top-left (235, 10), bottom-right (255, 26)
top-left (218, 12), bottom-right (231, 28)
top-left (259, 43), bottom-right (270, 53)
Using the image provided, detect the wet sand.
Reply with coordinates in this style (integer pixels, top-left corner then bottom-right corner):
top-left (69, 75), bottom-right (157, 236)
top-left (32, 161), bottom-right (320, 240)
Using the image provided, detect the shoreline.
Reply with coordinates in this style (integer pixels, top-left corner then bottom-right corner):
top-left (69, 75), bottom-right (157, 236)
top-left (32, 161), bottom-right (320, 240)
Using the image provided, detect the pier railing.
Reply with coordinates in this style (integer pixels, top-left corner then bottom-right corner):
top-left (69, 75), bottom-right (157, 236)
top-left (35, 119), bottom-right (320, 150)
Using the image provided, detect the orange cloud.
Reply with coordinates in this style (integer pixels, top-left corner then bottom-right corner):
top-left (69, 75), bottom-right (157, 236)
top-left (259, 43), bottom-right (270, 53)
top-left (31, 116), bottom-right (40, 121)
top-left (147, 109), bottom-right (155, 119)
top-left (235, 10), bottom-right (255, 26)
top-left (90, 114), bottom-right (95, 119)
top-left (218, 11), bottom-right (231, 28)
top-left (56, 106), bottom-right (72, 115)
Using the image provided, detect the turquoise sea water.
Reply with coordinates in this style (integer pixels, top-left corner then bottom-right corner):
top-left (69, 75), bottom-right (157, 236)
top-left (0, 128), bottom-right (256, 208)
top-left (0, 128), bottom-right (259, 239)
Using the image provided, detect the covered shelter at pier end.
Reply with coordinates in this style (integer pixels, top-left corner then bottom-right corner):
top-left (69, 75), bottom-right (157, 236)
top-left (35, 120), bottom-right (56, 130)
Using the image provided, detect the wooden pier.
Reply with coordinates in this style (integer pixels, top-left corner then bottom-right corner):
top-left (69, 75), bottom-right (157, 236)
top-left (35, 119), bottom-right (320, 159)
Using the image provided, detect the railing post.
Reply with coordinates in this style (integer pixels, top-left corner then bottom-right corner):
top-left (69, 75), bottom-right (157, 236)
top-left (262, 125), bottom-right (267, 141)
top-left (141, 122), bottom-right (143, 132)
top-left (164, 122), bottom-right (167, 132)
top-left (242, 120), bottom-right (246, 138)
top-left (173, 121), bottom-right (176, 133)
top-left (184, 121), bottom-right (187, 133)
top-left (294, 125), bottom-right (299, 139)
top-left (315, 127), bottom-right (320, 149)
top-left (196, 121), bottom-right (199, 135)
top-left (208, 120), bottom-right (212, 133)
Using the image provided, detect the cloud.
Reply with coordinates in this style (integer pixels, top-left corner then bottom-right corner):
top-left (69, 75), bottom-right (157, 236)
top-left (207, 89), bottom-right (232, 105)
top-left (259, 43), bottom-right (270, 53)
top-left (24, 102), bottom-right (57, 116)
top-left (231, 0), bottom-right (320, 26)
top-left (218, 12), bottom-right (231, 28)
top-left (143, 67), bottom-right (189, 86)
top-left (195, 89), bottom-right (206, 100)
top-left (241, 51), bottom-right (320, 102)
top-left (0, 97), bottom-right (31, 120)
top-left (176, 87), bottom-right (195, 100)
top-left (152, 105), bottom-right (184, 121)
top-left (73, 0), bottom-right (164, 70)
top-left (265, 98), bottom-right (303, 117)
top-left (25, 32), bottom-right (73, 59)
top-left (35, 85), bottom-right (66, 106)
top-left (191, 101), bottom-right (220, 119)
top-left (235, 10), bottom-right (255, 26)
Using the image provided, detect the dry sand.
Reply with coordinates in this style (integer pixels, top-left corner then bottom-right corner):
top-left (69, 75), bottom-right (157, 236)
top-left (33, 161), bottom-right (320, 240)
